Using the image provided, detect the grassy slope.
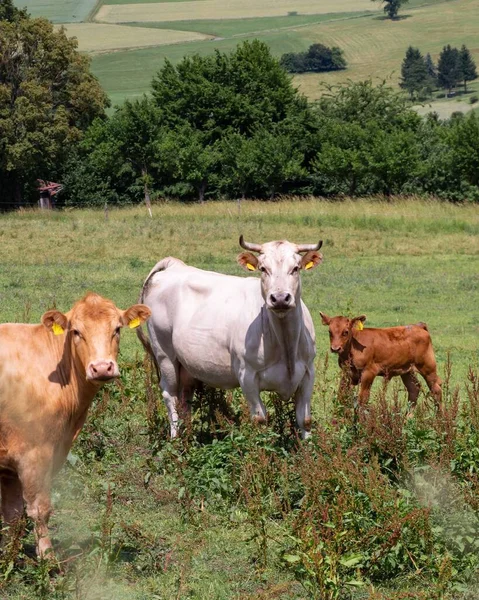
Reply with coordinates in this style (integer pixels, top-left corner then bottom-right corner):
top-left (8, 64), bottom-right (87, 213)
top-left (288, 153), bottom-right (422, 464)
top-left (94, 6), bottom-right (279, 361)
top-left (13, 0), bottom-right (99, 23)
top-left (1, 199), bottom-right (479, 598)
top-left (90, 0), bottom-right (478, 108)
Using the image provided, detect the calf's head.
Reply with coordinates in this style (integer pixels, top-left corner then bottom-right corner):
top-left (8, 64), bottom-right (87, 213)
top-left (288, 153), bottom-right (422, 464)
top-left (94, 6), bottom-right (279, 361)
top-left (42, 293), bottom-right (151, 383)
top-left (238, 235), bottom-right (322, 316)
top-left (320, 313), bottom-right (366, 354)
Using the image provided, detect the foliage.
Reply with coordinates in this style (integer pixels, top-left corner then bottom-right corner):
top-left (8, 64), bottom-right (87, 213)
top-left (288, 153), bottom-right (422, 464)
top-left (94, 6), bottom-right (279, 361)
top-left (280, 43), bottom-right (347, 74)
top-left (437, 44), bottom-right (461, 95)
top-left (400, 46), bottom-right (434, 100)
top-left (458, 44), bottom-right (478, 93)
top-left (0, 0), bottom-right (28, 22)
top-left (0, 15), bottom-right (109, 208)
top-left (371, 0), bottom-right (409, 19)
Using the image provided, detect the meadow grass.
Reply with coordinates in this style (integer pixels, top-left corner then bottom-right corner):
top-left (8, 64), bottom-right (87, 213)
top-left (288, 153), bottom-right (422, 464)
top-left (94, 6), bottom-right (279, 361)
top-left (13, 0), bottom-right (99, 23)
top-left (1, 198), bottom-right (479, 599)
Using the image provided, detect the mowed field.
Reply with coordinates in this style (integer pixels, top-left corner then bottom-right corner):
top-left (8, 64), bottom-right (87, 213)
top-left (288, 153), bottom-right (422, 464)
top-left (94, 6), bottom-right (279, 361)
top-left (1, 199), bottom-right (479, 599)
top-left (13, 0), bottom-right (98, 22)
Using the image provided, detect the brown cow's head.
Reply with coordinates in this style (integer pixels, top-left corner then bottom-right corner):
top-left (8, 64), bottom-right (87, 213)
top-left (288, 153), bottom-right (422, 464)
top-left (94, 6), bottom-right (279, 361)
top-left (42, 293), bottom-right (151, 384)
top-left (237, 236), bottom-right (322, 317)
top-left (320, 313), bottom-right (366, 354)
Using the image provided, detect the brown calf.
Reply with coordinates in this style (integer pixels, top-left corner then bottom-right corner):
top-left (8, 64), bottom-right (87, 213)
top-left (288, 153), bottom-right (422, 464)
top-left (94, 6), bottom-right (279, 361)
top-left (320, 313), bottom-right (442, 408)
top-left (0, 293), bottom-right (150, 558)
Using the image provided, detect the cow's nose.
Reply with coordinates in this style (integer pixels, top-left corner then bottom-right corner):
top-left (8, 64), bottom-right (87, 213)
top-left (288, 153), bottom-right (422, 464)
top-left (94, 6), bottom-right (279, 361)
top-left (87, 360), bottom-right (119, 381)
top-left (330, 346), bottom-right (341, 354)
top-left (269, 292), bottom-right (293, 310)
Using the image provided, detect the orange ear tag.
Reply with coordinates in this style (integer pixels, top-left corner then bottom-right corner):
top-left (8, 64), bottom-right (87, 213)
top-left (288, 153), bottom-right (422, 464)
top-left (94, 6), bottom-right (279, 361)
top-left (129, 317), bottom-right (141, 329)
top-left (52, 323), bottom-right (64, 336)
top-left (304, 261), bottom-right (314, 270)
top-left (246, 263), bottom-right (256, 271)
top-left (356, 321), bottom-right (364, 331)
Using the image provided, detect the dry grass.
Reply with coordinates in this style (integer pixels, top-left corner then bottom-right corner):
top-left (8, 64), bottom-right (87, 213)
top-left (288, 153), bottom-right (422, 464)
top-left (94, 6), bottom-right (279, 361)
top-left (57, 22), bottom-right (211, 53)
top-left (95, 0), bottom-right (377, 24)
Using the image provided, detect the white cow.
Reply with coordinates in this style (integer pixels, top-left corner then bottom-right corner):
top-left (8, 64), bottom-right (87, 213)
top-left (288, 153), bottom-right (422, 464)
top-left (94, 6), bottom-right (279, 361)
top-left (138, 236), bottom-right (322, 438)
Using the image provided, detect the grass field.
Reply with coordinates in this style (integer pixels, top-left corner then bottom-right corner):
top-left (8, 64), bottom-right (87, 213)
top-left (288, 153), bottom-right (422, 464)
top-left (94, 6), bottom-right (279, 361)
top-left (1, 199), bottom-right (479, 598)
top-left (57, 22), bottom-right (211, 52)
top-left (13, 0), bottom-right (98, 23)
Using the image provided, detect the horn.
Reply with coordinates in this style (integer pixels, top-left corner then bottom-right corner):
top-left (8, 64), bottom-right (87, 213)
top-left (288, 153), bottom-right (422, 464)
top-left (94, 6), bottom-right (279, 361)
top-left (297, 240), bottom-right (323, 253)
top-left (239, 235), bottom-right (262, 253)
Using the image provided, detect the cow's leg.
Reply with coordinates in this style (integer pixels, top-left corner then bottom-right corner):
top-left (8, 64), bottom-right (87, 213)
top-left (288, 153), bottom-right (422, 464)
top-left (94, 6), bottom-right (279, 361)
top-left (293, 369), bottom-right (314, 439)
top-left (0, 475), bottom-right (24, 550)
top-left (358, 370), bottom-right (376, 404)
top-left (418, 365), bottom-right (442, 406)
top-left (240, 372), bottom-right (267, 426)
top-left (19, 467), bottom-right (54, 558)
top-left (401, 372), bottom-right (421, 412)
top-left (159, 359), bottom-right (181, 438)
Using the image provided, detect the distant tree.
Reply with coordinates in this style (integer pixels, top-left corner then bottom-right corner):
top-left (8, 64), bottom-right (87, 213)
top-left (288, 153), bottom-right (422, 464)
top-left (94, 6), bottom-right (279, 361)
top-left (437, 45), bottom-right (461, 95)
top-left (371, 0), bottom-right (409, 19)
top-left (458, 44), bottom-right (478, 93)
top-left (0, 0), bottom-right (28, 21)
top-left (400, 46), bottom-right (430, 99)
top-left (0, 16), bottom-right (109, 207)
top-left (424, 53), bottom-right (437, 86)
top-left (280, 43), bottom-right (346, 73)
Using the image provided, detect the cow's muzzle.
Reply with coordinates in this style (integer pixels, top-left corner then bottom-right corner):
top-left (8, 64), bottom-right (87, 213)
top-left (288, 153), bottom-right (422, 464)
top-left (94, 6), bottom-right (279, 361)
top-left (330, 346), bottom-right (342, 354)
top-left (268, 292), bottom-right (294, 312)
top-left (86, 360), bottom-right (120, 382)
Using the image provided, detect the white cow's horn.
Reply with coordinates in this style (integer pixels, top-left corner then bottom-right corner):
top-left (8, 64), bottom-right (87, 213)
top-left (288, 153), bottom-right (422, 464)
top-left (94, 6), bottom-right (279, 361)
top-left (239, 235), bottom-right (262, 252)
top-left (297, 241), bottom-right (323, 253)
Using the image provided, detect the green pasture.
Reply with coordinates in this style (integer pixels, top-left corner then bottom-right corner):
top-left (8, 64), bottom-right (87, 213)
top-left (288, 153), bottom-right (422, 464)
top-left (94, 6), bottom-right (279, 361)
top-left (1, 199), bottom-right (478, 384)
top-left (1, 199), bottom-right (479, 599)
top-left (13, 0), bottom-right (98, 22)
top-left (90, 0), bottom-right (478, 110)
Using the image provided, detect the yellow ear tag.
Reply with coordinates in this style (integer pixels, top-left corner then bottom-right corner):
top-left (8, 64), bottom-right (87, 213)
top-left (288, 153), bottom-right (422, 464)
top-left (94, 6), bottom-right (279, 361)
top-left (129, 317), bottom-right (141, 329)
top-left (356, 321), bottom-right (364, 331)
top-left (305, 261), bottom-right (314, 270)
top-left (52, 323), bottom-right (64, 336)
top-left (246, 263), bottom-right (256, 271)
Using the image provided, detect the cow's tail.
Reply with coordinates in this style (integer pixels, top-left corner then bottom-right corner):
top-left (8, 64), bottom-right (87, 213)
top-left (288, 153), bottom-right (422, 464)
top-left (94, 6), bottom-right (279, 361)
top-left (416, 321), bottom-right (429, 332)
top-left (136, 256), bottom-right (185, 363)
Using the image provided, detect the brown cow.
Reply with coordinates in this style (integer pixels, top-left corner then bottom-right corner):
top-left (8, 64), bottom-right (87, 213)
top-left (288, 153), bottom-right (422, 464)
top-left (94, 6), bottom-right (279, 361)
top-left (319, 313), bottom-right (442, 408)
top-left (0, 293), bottom-right (151, 558)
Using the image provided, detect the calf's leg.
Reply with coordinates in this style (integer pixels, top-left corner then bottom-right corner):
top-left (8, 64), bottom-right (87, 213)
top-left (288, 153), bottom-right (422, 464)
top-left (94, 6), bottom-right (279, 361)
top-left (358, 370), bottom-right (376, 404)
top-left (418, 364), bottom-right (442, 406)
top-left (401, 372), bottom-right (421, 410)
top-left (158, 359), bottom-right (181, 438)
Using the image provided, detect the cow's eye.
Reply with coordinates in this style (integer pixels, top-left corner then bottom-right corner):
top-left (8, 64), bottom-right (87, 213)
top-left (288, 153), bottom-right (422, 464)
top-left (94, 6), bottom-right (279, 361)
top-left (342, 331), bottom-right (348, 337)
top-left (291, 266), bottom-right (299, 274)
top-left (114, 327), bottom-right (121, 337)
top-left (259, 266), bottom-right (266, 273)
top-left (73, 329), bottom-right (82, 339)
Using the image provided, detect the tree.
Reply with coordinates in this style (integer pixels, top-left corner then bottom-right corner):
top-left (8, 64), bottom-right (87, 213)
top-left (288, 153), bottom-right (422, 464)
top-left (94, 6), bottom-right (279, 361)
top-left (280, 44), bottom-right (347, 73)
top-left (458, 44), bottom-right (477, 93)
top-left (424, 53), bottom-right (437, 87)
top-left (400, 46), bottom-right (430, 99)
top-left (437, 45), bottom-right (461, 96)
top-left (0, 16), bottom-right (109, 207)
top-left (0, 0), bottom-right (28, 22)
top-left (371, 0), bottom-right (409, 19)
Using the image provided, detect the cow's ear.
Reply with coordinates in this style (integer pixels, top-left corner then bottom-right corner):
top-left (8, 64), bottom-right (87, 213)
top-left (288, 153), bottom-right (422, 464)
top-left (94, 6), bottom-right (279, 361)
top-left (121, 304), bottom-right (152, 329)
top-left (301, 251), bottom-right (323, 270)
top-left (319, 311), bottom-right (330, 326)
top-left (42, 310), bottom-right (69, 335)
top-left (352, 315), bottom-right (367, 330)
top-left (237, 252), bottom-right (258, 272)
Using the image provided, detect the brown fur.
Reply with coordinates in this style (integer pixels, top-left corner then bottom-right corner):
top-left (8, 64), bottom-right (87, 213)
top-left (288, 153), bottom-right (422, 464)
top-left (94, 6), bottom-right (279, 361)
top-left (320, 313), bottom-right (442, 408)
top-left (0, 293), bottom-right (150, 558)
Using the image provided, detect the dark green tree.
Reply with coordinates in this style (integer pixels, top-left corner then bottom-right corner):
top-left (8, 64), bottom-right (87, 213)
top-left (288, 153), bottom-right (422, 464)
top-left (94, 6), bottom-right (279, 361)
top-left (0, 16), bottom-right (109, 207)
top-left (458, 44), bottom-right (477, 93)
top-left (371, 0), bottom-right (409, 19)
top-left (0, 0), bottom-right (28, 22)
top-left (424, 53), bottom-right (437, 86)
top-left (437, 45), bottom-right (461, 96)
top-left (280, 44), bottom-right (346, 73)
top-left (400, 46), bottom-right (430, 99)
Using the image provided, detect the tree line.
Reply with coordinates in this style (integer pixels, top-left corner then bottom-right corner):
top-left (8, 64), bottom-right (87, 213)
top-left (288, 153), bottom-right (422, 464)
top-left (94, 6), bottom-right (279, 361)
top-left (401, 44), bottom-right (477, 99)
top-left (1, 3), bottom-right (479, 207)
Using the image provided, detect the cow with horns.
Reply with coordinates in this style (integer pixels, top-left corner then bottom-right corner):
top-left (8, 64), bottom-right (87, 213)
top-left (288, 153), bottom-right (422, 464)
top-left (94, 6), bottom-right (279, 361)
top-left (138, 236), bottom-right (323, 439)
